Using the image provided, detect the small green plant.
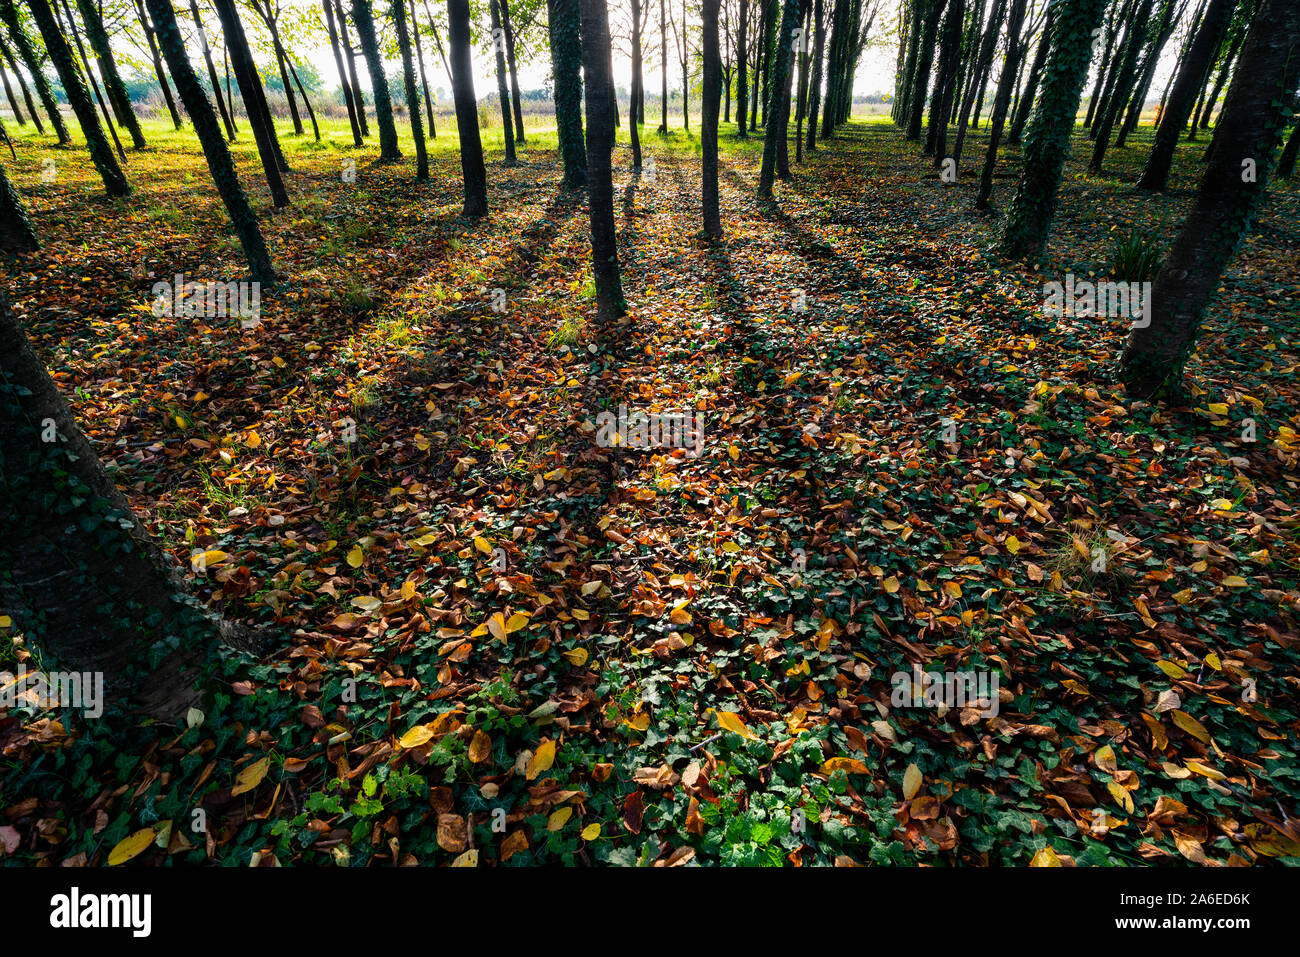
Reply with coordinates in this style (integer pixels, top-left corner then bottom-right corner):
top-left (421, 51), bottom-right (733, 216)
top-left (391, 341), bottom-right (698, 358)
top-left (1109, 228), bottom-right (1163, 282)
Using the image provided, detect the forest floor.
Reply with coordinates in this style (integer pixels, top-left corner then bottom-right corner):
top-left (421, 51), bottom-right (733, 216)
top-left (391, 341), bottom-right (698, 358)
top-left (2, 114), bottom-right (1299, 866)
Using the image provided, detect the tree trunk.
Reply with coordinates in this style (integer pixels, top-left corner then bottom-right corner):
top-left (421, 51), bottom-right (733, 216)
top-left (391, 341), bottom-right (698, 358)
top-left (952, 0), bottom-right (1004, 168)
top-left (997, 0), bottom-right (1106, 259)
top-left (973, 0), bottom-right (1026, 209)
top-left (393, 0), bottom-right (428, 178)
top-left (805, 0), bottom-right (824, 148)
top-left (187, 0), bottom-right (232, 139)
top-left (410, 0), bottom-right (436, 137)
top-left (500, 0), bottom-right (525, 142)
top-left (737, 0), bottom-right (749, 134)
top-left (578, 0), bottom-right (625, 319)
top-left (1087, 0), bottom-right (1155, 171)
top-left (925, 0), bottom-right (965, 159)
top-left (0, 293), bottom-right (266, 719)
top-left (145, 0), bottom-right (275, 283)
top-left (0, 157), bottom-right (37, 251)
top-left (631, 0), bottom-right (643, 165)
top-left (0, 34), bottom-right (42, 133)
top-left (1006, 4), bottom-right (1052, 143)
top-left (758, 0), bottom-right (801, 196)
top-left (703, 0), bottom-right (722, 237)
top-left (0, 47), bottom-right (23, 124)
top-left (1120, 0), bottom-right (1299, 398)
top-left (488, 0), bottom-right (517, 165)
top-left (904, 0), bottom-right (946, 141)
top-left (1277, 114), bottom-right (1300, 178)
top-left (76, 0), bottom-right (145, 149)
top-left (25, 0), bottom-right (128, 195)
top-left (56, 0), bottom-right (126, 162)
top-left (1133, 0), bottom-right (1232, 189)
top-left (0, 0), bottom-right (70, 143)
top-left (324, 0), bottom-right (364, 146)
top-left (338, 0), bottom-right (370, 137)
top-left (352, 0), bottom-right (402, 160)
top-left (547, 0), bottom-right (586, 186)
top-left (212, 0), bottom-right (290, 205)
top-left (447, 0), bottom-right (487, 215)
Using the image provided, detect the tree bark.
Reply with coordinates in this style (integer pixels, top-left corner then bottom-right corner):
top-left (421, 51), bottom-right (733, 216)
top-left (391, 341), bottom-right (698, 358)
top-left (547, 0), bottom-right (586, 186)
top-left (703, 0), bottom-right (722, 237)
top-left (25, 0), bottom-right (128, 195)
top-left (212, 0), bottom-right (290, 205)
top-left (186, 0), bottom-right (232, 139)
top-left (631, 0), bottom-right (643, 165)
top-left (76, 0), bottom-right (145, 149)
top-left (1119, 0), bottom-right (1300, 398)
top-left (904, 0), bottom-right (946, 141)
top-left (0, 156), bottom-right (36, 251)
top-left (324, 0), bottom-right (363, 145)
top-left (997, 0), bottom-right (1106, 259)
top-left (353, 0), bottom-right (402, 160)
top-left (1006, 3), bottom-right (1052, 143)
top-left (758, 0), bottom-right (801, 196)
top-left (488, 0), bottom-right (516, 165)
top-left (737, 0), bottom-right (749, 134)
top-left (337, 0), bottom-right (370, 136)
top-left (1087, 0), bottom-right (1155, 171)
top-left (393, 0), bottom-right (428, 178)
top-left (447, 0), bottom-right (487, 215)
top-left (1137, 0), bottom-right (1235, 189)
top-left (146, 0), bottom-right (275, 283)
top-left (973, 0), bottom-right (1026, 209)
top-left (500, 0), bottom-right (525, 142)
top-left (578, 0), bottom-right (625, 319)
top-left (0, 0), bottom-right (70, 143)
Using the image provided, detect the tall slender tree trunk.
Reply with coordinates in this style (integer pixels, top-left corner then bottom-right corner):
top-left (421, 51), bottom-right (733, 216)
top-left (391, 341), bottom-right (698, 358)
top-left (57, 0), bottom-right (126, 162)
top-left (352, 0), bottom-right (401, 160)
top-left (925, 0), bottom-right (965, 159)
top-left (1137, 0), bottom-right (1236, 189)
top-left (337, 0), bottom-right (370, 136)
top-left (806, 0), bottom-right (825, 149)
top-left (973, 0), bottom-right (1026, 208)
top-left (1088, 0), bottom-right (1155, 170)
top-left (76, 0), bottom-right (145, 149)
top-left (212, 0), bottom-right (289, 206)
top-left (661, 0), bottom-right (669, 132)
top-left (1007, 4), bottom-right (1052, 143)
top-left (393, 0), bottom-right (428, 178)
top-left (904, 0), bottom-right (946, 141)
top-left (758, 0), bottom-right (801, 196)
top-left (488, 0), bottom-right (516, 165)
top-left (0, 0), bottom-right (70, 143)
top-left (547, 0), bottom-right (586, 186)
top-left (1120, 0), bottom-right (1300, 397)
top-left (500, 0), bottom-right (525, 142)
top-left (1276, 114), bottom-right (1300, 178)
top-left (25, 0), bottom-right (128, 195)
top-left (324, 0), bottom-right (363, 146)
top-left (631, 0), bottom-right (643, 165)
top-left (0, 35), bottom-right (41, 133)
top-left (702, 0), bottom-right (722, 237)
top-left (410, 0), bottom-right (436, 137)
top-left (135, 0), bottom-right (182, 130)
top-left (447, 0), bottom-right (487, 215)
top-left (0, 50), bottom-right (23, 124)
top-left (187, 0), bottom-right (233, 140)
top-left (997, 0), bottom-right (1106, 258)
top-left (952, 0), bottom-right (1004, 168)
top-left (737, 0), bottom-right (750, 134)
top-left (145, 0), bottom-right (275, 282)
top-left (578, 0), bottom-right (625, 319)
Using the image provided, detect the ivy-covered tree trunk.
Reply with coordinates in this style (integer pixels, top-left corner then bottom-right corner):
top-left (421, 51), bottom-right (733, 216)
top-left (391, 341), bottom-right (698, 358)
top-left (0, 34), bottom-right (41, 133)
top-left (488, 0), bottom-right (517, 165)
top-left (547, 0), bottom-right (586, 188)
top-left (1083, 0), bottom-right (1121, 128)
top-left (25, 0), bottom-right (129, 196)
top-left (187, 0), bottom-right (233, 140)
top-left (996, 0), bottom-right (1105, 259)
top-left (136, 0), bottom-right (181, 131)
top-left (145, 0), bottom-right (274, 283)
top-left (0, 157), bottom-right (37, 252)
top-left (703, 0), bottom-right (722, 237)
top-left (631, 0), bottom-right (643, 166)
top-left (0, 293), bottom-right (266, 718)
top-left (904, 0), bottom-right (946, 141)
top-left (447, 0), bottom-right (487, 215)
top-left (0, 50), bottom-right (23, 124)
top-left (758, 0), bottom-right (801, 196)
top-left (212, 0), bottom-right (289, 206)
top-left (924, 0), bottom-right (965, 159)
top-left (352, 0), bottom-right (402, 161)
top-left (1119, 0), bottom-right (1300, 398)
top-left (75, 0), bottom-right (145, 149)
top-left (323, 0), bottom-right (363, 146)
top-left (0, 0), bottom-right (70, 144)
top-left (393, 0), bottom-right (428, 179)
top-left (501, 0), bottom-right (525, 142)
top-left (973, 0), bottom-right (1026, 209)
top-left (805, 0), bottom-right (825, 150)
top-left (737, 0), bottom-right (749, 134)
top-left (1137, 0), bottom-right (1235, 191)
top-left (578, 0), bottom-right (625, 319)
top-left (896, 0), bottom-right (924, 125)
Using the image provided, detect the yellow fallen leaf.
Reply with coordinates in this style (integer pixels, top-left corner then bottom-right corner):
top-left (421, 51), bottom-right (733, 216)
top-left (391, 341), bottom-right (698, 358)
top-left (715, 710), bottom-right (757, 740)
top-left (562, 648), bottom-right (588, 666)
top-left (526, 739), bottom-right (556, 780)
top-left (902, 763), bottom-right (922, 799)
top-left (1185, 759), bottom-right (1226, 781)
top-left (232, 756), bottom-right (269, 796)
top-left (1107, 779), bottom-right (1135, 813)
top-left (399, 725), bottom-right (435, 749)
top-left (346, 546), bottom-right (364, 568)
top-left (1172, 710), bottom-right (1210, 743)
top-left (547, 807), bottom-right (572, 831)
top-left (882, 576), bottom-right (900, 594)
top-left (474, 536), bottom-right (492, 555)
top-left (581, 823), bottom-right (601, 841)
top-left (468, 730), bottom-right (491, 764)
top-left (108, 827), bottom-right (160, 866)
top-left (822, 756), bottom-right (870, 775)
top-left (1221, 575), bottom-right (1248, 588)
top-left (1029, 846), bottom-right (1063, 867)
